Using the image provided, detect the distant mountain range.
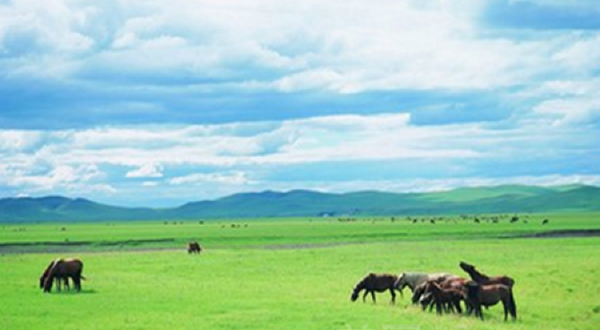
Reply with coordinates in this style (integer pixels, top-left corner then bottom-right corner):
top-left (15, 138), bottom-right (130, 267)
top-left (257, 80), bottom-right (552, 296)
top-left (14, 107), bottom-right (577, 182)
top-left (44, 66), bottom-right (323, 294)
top-left (1, 184), bottom-right (599, 222)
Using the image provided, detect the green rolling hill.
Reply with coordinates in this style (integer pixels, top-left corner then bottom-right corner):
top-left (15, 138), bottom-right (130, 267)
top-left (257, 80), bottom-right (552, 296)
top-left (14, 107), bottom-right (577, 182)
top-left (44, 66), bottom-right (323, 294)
top-left (1, 185), bottom-right (599, 222)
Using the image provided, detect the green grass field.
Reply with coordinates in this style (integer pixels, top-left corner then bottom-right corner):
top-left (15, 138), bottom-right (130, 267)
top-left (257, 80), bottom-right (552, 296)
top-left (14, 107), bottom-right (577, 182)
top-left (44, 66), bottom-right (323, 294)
top-left (1, 213), bottom-right (600, 330)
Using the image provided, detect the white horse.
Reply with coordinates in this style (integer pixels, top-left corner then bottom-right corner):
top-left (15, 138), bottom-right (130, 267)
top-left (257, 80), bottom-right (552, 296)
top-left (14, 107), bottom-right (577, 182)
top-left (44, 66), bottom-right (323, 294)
top-left (394, 272), bottom-right (456, 293)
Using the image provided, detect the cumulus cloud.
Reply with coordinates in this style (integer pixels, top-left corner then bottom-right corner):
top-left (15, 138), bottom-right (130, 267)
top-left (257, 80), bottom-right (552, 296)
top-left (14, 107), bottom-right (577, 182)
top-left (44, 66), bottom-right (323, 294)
top-left (169, 171), bottom-right (252, 186)
top-left (0, 0), bottom-right (583, 93)
top-left (126, 163), bottom-right (164, 178)
top-left (0, 0), bottom-right (599, 205)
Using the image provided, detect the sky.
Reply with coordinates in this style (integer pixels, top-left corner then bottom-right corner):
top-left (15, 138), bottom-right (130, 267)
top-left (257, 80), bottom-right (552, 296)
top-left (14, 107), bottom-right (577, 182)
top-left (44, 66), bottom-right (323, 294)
top-left (0, 0), bottom-right (599, 207)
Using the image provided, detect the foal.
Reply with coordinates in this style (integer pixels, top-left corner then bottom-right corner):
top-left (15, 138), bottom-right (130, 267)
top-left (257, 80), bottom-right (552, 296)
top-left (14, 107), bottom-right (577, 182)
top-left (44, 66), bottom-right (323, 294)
top-left (429, 281), bottom-right (465, 314)
top-left (351, 273), bottom-right (400, 304)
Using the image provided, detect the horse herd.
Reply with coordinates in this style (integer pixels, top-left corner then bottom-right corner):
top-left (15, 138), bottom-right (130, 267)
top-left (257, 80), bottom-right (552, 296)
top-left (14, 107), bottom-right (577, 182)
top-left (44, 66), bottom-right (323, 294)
top-left (350, 261), bottom-right (517, 321)
top-left (38, 248), bottom-right (515, 322)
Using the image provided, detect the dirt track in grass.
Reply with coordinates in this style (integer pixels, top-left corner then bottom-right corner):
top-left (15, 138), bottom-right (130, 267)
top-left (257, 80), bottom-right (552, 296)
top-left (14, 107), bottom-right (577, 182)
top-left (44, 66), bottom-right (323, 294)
top-left (2, 229), bottom-right (600, 254)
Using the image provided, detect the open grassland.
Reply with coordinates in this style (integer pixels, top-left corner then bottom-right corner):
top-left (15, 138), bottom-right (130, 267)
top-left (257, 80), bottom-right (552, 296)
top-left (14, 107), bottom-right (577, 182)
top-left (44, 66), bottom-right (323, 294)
top-left (1, 213), bottom-right (600, 330)
top-left (1, 213), bottom-right (599, 252)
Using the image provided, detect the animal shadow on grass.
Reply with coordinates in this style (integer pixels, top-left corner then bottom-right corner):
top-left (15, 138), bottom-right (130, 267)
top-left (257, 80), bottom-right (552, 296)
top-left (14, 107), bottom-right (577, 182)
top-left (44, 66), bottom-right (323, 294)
top-left (53, 289), bottom-right (97, 295)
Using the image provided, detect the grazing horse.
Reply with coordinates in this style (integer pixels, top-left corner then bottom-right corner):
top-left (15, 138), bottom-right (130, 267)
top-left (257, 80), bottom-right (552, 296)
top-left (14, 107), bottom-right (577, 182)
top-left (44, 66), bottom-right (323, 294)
top-left (350, 273), bottom-right (400, 304)
top-left (465, 281), bottom-right (517, 321)
top-left (187, 241), bottom-right (202, 254)
top-left (428, 281), bottom-right (466, 314)
top-left (42, 258), bottom-right (85, 293)
top-left (459, 261), bottom-right (515, 288)
top-left (39, 259), bottom-right (70, 292)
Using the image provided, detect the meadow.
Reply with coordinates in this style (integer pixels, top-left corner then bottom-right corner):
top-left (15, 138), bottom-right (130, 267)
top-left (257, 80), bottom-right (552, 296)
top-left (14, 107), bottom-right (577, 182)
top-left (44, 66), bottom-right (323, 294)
top-left (1, 213), bottom-right (600, 330)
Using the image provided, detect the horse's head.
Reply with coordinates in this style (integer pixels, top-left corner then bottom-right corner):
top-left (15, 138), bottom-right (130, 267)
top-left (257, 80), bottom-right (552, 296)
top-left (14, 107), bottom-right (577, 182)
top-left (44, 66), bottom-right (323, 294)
top-left (42, 276), bottom-right (54, 293)
top-left (39, 275), bottom-right (45, 289)
top-left (350, 289), bottom-right (359, 302)
top-left (393, 273), bottom-right (407, 290)
top-left (459, 261), bottom-right (475, 273)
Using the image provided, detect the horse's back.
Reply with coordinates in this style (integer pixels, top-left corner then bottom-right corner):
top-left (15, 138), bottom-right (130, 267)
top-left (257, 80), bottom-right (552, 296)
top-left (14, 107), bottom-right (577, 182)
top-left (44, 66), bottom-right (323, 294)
top-left (56, 258), bottom-right (83, 275)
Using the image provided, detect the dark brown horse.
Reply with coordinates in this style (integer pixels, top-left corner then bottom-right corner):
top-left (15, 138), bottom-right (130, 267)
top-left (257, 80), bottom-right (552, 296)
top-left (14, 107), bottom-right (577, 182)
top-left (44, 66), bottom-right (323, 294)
top-left (187, 241), bottom-right (202, 254)
top-left (350, 273), bottom-right (401, 304)
top-left (459, 261), bottom-right (515, 288)
top-left (428, 281), bottom-right (466, 314)
top-left (41, 258), bottom-right (85, 293)
top-left (465, 281), bottom-right (517, 321)
top-left (414, 277), bottom-right (468, 312)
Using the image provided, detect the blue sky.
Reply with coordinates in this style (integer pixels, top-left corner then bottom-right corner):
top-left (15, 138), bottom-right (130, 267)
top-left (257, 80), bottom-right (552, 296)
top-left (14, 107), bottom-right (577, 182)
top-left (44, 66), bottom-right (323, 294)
top-left (0, 0), bottom-right (599, 207)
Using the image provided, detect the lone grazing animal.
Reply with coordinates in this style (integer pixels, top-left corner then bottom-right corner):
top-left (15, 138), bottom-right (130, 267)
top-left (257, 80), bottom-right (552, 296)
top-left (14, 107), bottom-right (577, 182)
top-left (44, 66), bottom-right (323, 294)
top-left (459, 261), bottom-right (515, 288)
top-left (41, 258), bottom-right (85, 293)
top-left (542, 219), bottom-right (549, 225)
top-left (351, 273), bottom-right (401, 304)
top-left (187, 241), bottom-right (202, 254)
top-left (465, 281), bottom-right (516, 321)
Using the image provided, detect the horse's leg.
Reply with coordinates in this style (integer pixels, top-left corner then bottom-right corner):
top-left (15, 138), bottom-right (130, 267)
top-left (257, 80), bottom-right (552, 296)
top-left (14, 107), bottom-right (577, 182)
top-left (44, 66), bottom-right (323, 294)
top-left (363, 290), bottom-right (368, 302)
top-left (370, 290), bottom-right (376, 303)
top-left (389, 288), bottom-right (396, 304)
top-left (455, 300), bottom-right (462, 314)
top-left (73, 276), bottom-right (81, 292)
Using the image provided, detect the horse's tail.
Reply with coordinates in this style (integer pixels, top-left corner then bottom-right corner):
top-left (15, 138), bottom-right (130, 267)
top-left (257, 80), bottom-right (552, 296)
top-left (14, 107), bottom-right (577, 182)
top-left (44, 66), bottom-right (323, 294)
top-left (508, 288), bottom-right (517, 319)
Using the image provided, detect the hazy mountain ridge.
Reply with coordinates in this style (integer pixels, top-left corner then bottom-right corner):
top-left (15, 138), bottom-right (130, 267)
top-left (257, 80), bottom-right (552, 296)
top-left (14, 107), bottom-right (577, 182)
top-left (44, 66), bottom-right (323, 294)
top-left (1, 185), bottom-right (599, 222)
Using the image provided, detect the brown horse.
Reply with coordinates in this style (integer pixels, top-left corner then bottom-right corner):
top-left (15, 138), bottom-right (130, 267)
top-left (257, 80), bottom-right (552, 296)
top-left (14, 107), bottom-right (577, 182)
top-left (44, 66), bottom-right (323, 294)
top-left (428, 281), bottom-right (466, 314)
top-left (39, 259), bottom-right (70, 292)
top-left (42, 258), bottom-right (85, 293)
top-left (350, 273), bottom-right (401, 304)
top-left (187, 241), bottom-right (202, 254)
top-left (465, 281), bottom-right (517, 321)
top-left (459, 261), bottom-right (515, 288)
top-left (414, 277), bottom-right (468, 312)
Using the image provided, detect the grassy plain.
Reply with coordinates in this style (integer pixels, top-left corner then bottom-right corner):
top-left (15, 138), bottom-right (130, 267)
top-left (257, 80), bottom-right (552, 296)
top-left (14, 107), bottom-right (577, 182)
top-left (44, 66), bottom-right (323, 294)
top-left (1, 213), bottom-right (599, 330)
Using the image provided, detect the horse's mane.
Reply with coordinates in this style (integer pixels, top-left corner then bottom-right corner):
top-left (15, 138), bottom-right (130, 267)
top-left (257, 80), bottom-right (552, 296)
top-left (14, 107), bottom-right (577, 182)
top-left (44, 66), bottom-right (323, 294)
top-left (461, 262), bottom-right (490, 281)
top-left (43, 258), bottom-right (64, 291)
top-left (353, 273), bottom-right (373, 290)
top-left (41, 260), bottom-right (56, 278)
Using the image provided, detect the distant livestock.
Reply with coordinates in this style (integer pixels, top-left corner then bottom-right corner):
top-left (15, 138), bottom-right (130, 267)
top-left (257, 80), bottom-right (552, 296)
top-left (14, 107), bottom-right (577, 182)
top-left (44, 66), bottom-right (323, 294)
top-left (187, 241), bottom-right (202, 254)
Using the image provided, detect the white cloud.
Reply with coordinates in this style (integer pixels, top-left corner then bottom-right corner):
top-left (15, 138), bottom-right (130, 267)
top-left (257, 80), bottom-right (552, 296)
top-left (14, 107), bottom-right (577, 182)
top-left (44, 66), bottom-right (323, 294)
top-left (242, 174), bottom-right (600, 195)
top-left (0, 163), bottom-right (107, 194)
top-left (0, 0), bottom-right (586, 92)
top-left (126, 163), bottom-right (163, 178)
top-left (534, 97), bottom-right (600, 126)
top-left (170, 171), bottom-right (252, 186)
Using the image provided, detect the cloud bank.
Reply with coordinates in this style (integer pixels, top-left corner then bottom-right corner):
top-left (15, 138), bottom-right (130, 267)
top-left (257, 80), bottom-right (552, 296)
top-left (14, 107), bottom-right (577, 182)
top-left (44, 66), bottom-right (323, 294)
top-left (0, 0), bottom-right (599, 206)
